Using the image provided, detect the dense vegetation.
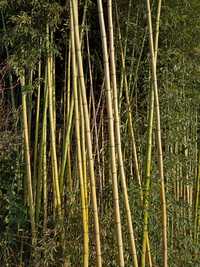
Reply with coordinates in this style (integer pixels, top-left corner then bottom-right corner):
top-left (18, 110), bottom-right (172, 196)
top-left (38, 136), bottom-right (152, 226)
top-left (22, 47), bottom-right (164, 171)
top-left (0, 0), bottom-right (200, 266)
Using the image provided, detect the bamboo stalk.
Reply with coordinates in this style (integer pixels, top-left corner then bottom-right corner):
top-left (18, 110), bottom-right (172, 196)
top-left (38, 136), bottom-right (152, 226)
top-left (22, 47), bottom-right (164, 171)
top-left (194, 151), bottom-right (200, 242)
top-left (46, 24), bottom-right (62, 221)
top-left (35, 65), bottom-right (48, 228)
top-left (141, 81), bottom-right (154, 267)
top-left (146, 1), bottom-right (168, 266)
top-left (71, 8), bottom-right (89, 264)
top-left (59, 94), bottom-right (74, 196)
top-left (33, 57), bottom-right (41, 205)
top-left (97, 0), bottom-right (124, 265)
top-left (107, 1), bottom-right (138, 266)
top-left (115, 3), bottom-right (142, 190)
top-left (71, 1), bottom-right (102, 265)
top-left (20, 70), bottom-right (36, 245)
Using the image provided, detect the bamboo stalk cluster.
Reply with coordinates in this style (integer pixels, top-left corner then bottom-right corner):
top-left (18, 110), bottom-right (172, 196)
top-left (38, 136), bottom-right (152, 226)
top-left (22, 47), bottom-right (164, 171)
top-left (1, 0), bottom-right (199, 266)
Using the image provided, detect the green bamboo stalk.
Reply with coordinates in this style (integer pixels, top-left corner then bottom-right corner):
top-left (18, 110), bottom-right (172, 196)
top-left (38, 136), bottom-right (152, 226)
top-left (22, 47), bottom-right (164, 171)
top-left (35, 65), bottom-right (48, 227)
top-left (141, 82), bottom-right (154, 267)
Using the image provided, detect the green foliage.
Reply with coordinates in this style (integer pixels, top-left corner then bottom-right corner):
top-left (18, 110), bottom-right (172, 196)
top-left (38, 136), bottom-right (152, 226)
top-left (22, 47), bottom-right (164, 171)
top-left (0, 129), bottom-right (27, 266)
top-left (1, 1), bottom-right (63, 70)
top-left (0, 0), bottom-right (7, 9)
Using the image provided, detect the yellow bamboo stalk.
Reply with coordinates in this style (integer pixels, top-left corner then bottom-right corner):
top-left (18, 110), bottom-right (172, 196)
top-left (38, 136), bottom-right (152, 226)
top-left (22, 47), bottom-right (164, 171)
top-left (59, 95), bottom-right (74, 196)
top-left (107, 1), bottom-right (138, 266)
top-left (46, 24), bottom-right (62, 221)
top-left (71, 1), bottom-right (102, 265)
top-left (21, 70), bottom-right (36, 245)
top-left (36, 66), bottom-right (48, 230)
top-left (97, 0), bottom-right (124, 265)
top-left (194, 151), bottom-right (200, 242)
top-left (33, 57), bottom-right (41, 207)
top-left (142, 0), bottom-right (164, 265)
top-left (78, 83), bottom-right (88, 223)
top-left (42, 90), bottom-right (48, 233)
top-left (71, 8), bottom-right (89, 264)
top-left (146, 1), bottom-right (168, 266)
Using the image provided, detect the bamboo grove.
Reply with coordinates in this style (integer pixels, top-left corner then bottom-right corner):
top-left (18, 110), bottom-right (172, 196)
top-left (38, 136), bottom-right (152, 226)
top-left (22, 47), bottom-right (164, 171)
top-left (0, 0), bottom-right (200, 266)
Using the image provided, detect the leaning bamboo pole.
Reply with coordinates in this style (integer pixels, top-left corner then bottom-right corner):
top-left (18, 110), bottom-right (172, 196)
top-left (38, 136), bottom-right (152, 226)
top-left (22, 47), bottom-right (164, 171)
top-left (115, 16), bottom-right (155, 267)
top-left (20, 70), bottom-right (36, 245)
top-left (194, 150), bottom-right (200, 242)
top-left (146, 1), bottom-right (168, 266)
top-left (59, 93), bottom-right (74, 196)
top-left (115, 4), bottom-right (142, 190)
top-left (114, 6), bottom-right (153, 265)
top-left (141, 78), bottom-right (154, 267)
top-left (78, 81), bottom-right (88, 224)
top-left (71, 1), bottom-right (102, 265)
top-left (35, 65), bottom-right (48, 228)
top-left (33, 56), bottom-right (41, 205)
top-left (42, 86), bottom-right (48, 233)
top-left (65, 39), bottom-right (73, 192)
top-left (97, 0), bottom-right (124, 266)
top-left (71, 7), bottom-right (89, 264)
top-left (141, 0), bottom-right (162, 264)
top-left (107, 1), bottom-right (138, 266)
top-left (46, 24), bottom-right (62, 221)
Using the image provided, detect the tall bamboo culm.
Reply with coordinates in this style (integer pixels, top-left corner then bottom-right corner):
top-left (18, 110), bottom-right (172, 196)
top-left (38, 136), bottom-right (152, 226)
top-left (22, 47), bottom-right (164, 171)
top-left (107, 1), bottom-right (138, 266)
top-left (20, 70), bottom-right (36, 245)
top-left (97, 0), bottom-right (124, 266)
top-left (145, 1), bottom-right (168, 266)
top-left (71, 1), bottom-right (102, 265)
top-left (70, 3), bottom-right (89, 265)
